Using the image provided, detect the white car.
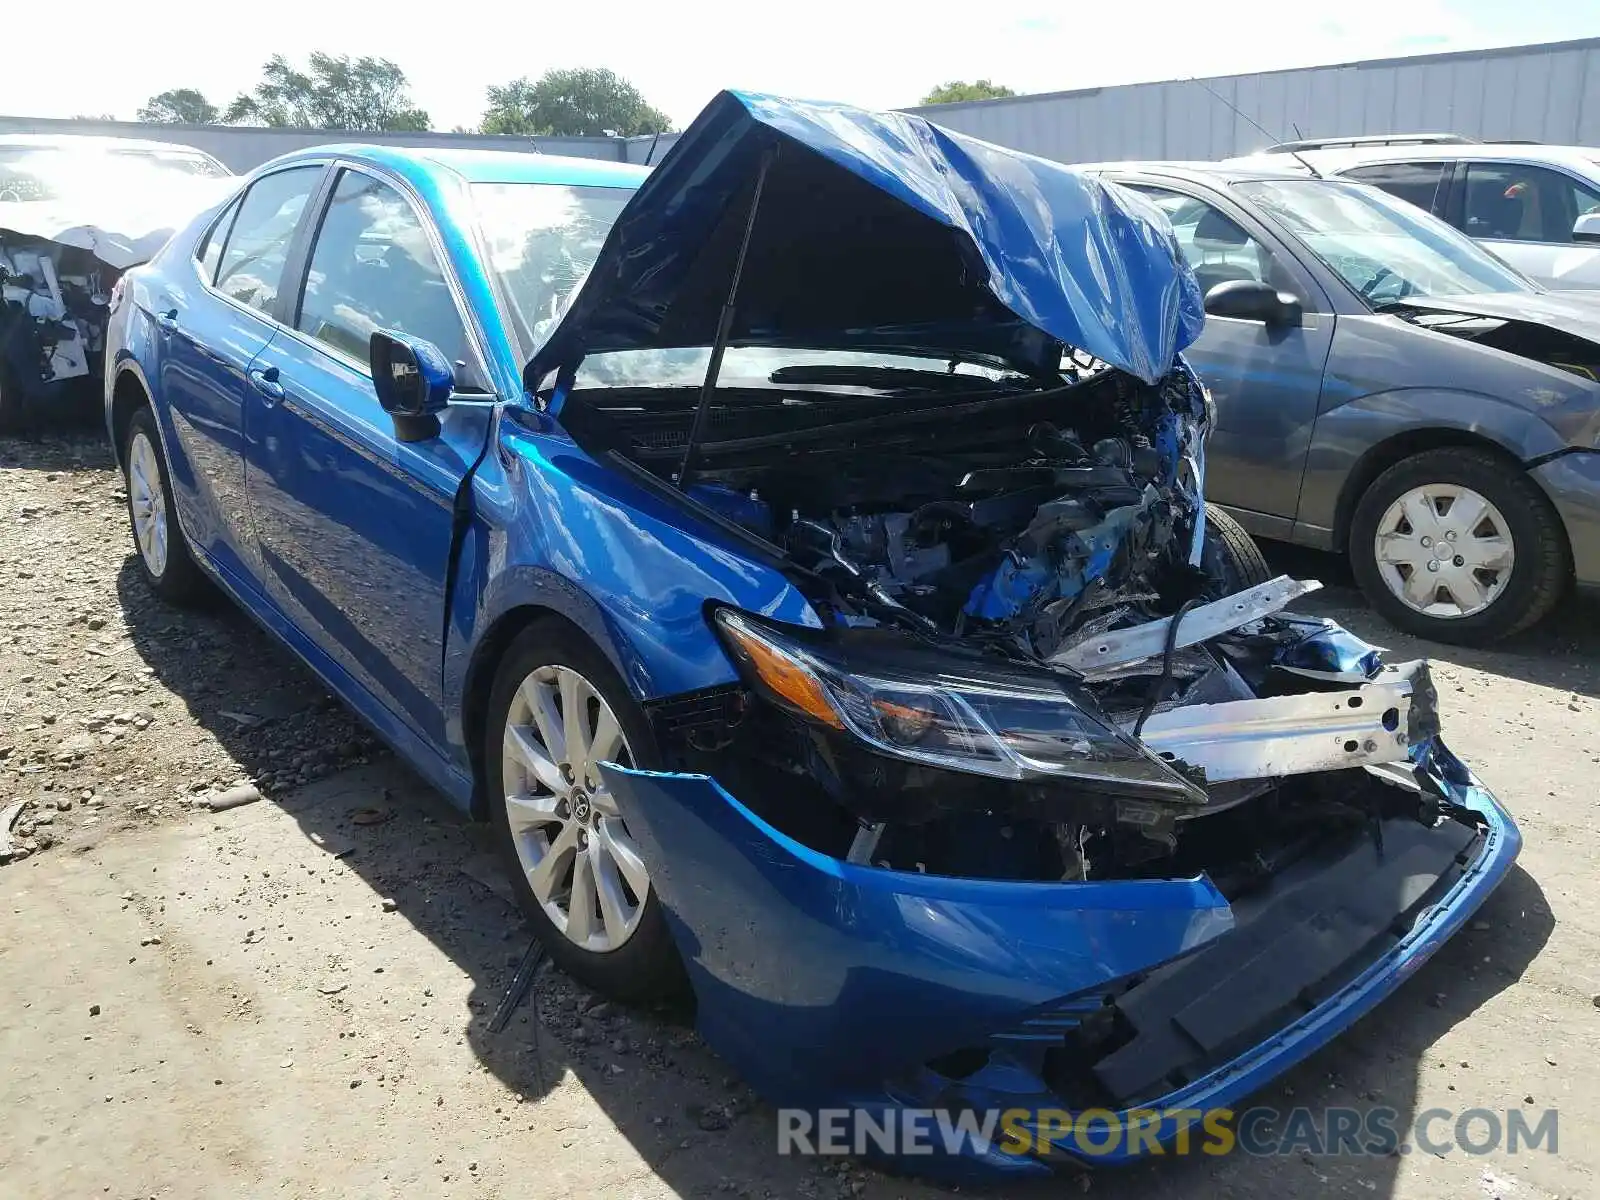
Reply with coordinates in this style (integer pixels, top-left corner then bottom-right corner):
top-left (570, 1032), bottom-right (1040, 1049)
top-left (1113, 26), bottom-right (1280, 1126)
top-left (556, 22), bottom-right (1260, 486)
top-left (0, 134), bottom-right (235, 427)
top-left (1227, 136), bottom-right (1600, 290)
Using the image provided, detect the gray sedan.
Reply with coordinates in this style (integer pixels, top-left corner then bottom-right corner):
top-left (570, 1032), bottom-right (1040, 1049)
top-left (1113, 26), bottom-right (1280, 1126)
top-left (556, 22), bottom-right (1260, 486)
top-left (1093, 163), bottom-right (1600, 643)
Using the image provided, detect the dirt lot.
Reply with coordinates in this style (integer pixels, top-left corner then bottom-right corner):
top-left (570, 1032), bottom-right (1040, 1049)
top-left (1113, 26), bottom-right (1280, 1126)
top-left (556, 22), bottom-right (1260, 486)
top-left (1, 429), bottom-right (1597, 1200)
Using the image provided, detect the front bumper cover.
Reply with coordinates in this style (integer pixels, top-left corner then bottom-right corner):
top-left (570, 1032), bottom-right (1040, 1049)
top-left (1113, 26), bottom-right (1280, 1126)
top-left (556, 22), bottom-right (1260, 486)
top-left (600, 736), bottom-right (1519, 1180)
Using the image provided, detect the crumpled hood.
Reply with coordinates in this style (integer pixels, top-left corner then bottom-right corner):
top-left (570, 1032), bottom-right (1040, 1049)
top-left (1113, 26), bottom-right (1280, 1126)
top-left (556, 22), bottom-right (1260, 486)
top-left (0, 175), bottom-right (235, 270)
top-left (526, 91), bottom-right (1204, 388)
top-left (1400, 290), bottom-right (1600, 344)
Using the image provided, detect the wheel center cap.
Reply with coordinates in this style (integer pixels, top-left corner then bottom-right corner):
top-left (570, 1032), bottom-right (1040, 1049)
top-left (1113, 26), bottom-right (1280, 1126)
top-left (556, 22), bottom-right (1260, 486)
top-left (571, 792), bottom-right (592, 823)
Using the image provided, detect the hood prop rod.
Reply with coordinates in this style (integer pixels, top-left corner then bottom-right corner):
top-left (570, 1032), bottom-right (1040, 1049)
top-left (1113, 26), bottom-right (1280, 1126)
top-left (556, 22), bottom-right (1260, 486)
top-left (676, 144), bottom-right (777, 491)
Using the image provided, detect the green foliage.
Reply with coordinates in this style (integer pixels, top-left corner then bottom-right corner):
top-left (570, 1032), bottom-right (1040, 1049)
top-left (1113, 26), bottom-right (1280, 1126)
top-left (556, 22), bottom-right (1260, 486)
top-left (920, 80), bottom-right (1016, 106)
top-left (224, 54), bottom-right (430, 131)
top-left (137, 89), bottom-right (220, 124)
top-left (480, 68), bottom-right (671, 137)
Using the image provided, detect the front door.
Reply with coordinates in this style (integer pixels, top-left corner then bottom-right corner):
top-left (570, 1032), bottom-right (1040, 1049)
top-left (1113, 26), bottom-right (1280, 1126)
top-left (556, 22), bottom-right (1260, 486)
top-left (1128, 184), bottom-right (1336, 531)
top-left (242, 165), bottom-right (496, 745)
top-left (1449, 160), bottom-right (1600, 289)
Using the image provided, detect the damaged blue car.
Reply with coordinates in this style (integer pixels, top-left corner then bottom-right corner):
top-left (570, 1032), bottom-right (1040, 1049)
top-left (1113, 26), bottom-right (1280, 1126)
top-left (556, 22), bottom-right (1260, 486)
top-left (104, 91), bottom-right (1519, 1179)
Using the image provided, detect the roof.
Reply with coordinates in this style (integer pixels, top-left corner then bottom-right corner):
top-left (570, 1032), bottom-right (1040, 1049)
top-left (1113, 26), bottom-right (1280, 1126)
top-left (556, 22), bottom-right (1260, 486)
top-left (1228, 142), bottom-right (1600, 174)
top-left (261, 141), bottom-right (649, 189)
top-left (0, 132), bottom-right (221, 155)
top-left (1077, 160), bottom-right (1329, 186)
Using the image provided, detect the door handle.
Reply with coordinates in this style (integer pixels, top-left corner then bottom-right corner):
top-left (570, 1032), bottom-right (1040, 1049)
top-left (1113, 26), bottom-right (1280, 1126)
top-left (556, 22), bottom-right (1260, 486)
top-left (248, 366), bottom-right (285, 404)
top-left (155, 308), bottom-right (178, 332)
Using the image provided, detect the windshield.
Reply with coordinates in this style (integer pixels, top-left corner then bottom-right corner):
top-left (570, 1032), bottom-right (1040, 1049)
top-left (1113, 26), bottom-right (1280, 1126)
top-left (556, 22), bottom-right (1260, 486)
top-left (1234, 178), bottom-right (1534, 304)
top-left (472, 181), bottom-right (635, 356)
top-left (0, 145), bottom-right (230, 202)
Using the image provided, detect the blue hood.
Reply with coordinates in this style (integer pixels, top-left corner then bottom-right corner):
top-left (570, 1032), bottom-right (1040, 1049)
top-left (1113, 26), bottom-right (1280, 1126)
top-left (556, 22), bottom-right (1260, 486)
top-left (525, 91), bottom-right (1204, 388)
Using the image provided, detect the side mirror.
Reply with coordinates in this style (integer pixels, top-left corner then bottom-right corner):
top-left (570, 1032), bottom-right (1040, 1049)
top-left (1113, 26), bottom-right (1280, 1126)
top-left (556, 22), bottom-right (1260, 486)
top-left (1573, 212), bottom-right (1600, 244)
top-left (1203, 279), bottom-right (1302, 327)
top-left (370, 329), bottom-right (453, 442)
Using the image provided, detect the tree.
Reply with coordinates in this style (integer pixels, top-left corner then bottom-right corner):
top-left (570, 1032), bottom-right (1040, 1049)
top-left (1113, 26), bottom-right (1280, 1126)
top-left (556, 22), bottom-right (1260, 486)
top-left (224, 53), bottom-right (429, 131)
top-left (480, 68), bottom-right (670, 137)
top-left (137, 88), bottom-right (219, 124)
top-left (920, 80), bottom-right (1016, 106)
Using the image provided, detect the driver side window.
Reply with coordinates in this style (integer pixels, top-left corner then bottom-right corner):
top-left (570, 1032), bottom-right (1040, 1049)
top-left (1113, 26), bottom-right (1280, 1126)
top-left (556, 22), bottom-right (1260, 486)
top-left (1133, 187), bottom-right (1284, 301)
top-left (295, 168), bottom-right (486, 390)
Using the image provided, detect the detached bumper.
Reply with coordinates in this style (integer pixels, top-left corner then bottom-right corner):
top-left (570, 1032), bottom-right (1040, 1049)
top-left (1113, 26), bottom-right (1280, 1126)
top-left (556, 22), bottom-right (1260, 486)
top-left (602, 750), bottom-right (1519, 1180)
top-left (1531, 449), bottom-right (1600, 590)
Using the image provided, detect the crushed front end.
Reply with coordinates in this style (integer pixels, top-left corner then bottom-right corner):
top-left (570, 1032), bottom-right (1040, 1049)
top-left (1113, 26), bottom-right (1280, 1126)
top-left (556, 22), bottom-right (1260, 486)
top-left (537, 91), bottom-right (1520, 1179)
top-left (586, 345), bottom-right (1520, 1177)
top-left (1, 233), bottom-right (118, 409)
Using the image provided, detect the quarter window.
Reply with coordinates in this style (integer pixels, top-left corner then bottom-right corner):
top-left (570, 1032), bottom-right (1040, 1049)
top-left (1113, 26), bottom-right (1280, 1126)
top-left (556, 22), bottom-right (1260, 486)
top-left (213, 167), bottom-right (321, 316)
top-left (1340, 162), bottom-right (1447, 214)
top-left (297, 169), bottom-right (478, 385)
top-left (1459, 162), bottom-right (1600, 244)
top-left (195, 197), bottom-right (240, 284)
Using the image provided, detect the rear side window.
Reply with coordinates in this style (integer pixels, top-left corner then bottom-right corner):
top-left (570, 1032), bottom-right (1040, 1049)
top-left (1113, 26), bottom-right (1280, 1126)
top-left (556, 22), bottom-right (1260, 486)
top-left (195, 197), bottom-right (240, 284)
top-left (1341, 162), bottom-right (1447, 214)
top-left (1459, 162), bottom-right (1600, 244)
top-left (214, 166), bottom-right (322, 316)
top-left (296, 169), bottom-right (478, 384)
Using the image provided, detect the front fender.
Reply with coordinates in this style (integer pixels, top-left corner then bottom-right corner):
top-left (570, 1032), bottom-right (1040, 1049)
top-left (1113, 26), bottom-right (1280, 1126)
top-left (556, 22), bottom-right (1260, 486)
top-left (1297, 387), bottom-right (1568, 533)
top-left (442, 413), bottom-right (820, 764)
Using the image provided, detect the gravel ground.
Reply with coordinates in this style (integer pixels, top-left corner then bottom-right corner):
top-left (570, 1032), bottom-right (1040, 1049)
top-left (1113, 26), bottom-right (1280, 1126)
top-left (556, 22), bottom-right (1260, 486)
top-left (1, 429), bottom-right (1597, 1200)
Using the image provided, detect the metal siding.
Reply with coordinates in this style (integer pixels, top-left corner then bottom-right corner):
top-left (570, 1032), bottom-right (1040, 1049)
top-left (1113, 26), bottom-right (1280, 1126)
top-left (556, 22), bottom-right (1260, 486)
top-left (902, 37), bottom-right (1600, 165)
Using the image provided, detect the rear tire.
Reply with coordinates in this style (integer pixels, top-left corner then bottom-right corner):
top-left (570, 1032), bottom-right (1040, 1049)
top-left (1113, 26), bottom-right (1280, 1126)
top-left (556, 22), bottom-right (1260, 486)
top-left (486, 620), bottom-right (687, 1004)
top-left (123, 406), bottom-right (209, 605)
top-left (1349, 446), bottom-right (1568, 644)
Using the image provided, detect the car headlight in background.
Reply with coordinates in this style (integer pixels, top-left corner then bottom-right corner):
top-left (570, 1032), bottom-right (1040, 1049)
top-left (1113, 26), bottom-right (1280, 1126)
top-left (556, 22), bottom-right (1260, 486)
top-left (713, 608), bottom-right (1205, 805)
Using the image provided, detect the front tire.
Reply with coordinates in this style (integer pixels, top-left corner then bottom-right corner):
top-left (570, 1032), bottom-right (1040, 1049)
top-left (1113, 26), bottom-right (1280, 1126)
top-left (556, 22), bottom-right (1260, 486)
top-left (1349, 446), bottom-right (1568, 644)
top-left (486, 620), bottom-right (686, 1004)
top-left (123, 406), bottom-right (209, 605)
top-left (1202, 503), bottom-right (1274, 593)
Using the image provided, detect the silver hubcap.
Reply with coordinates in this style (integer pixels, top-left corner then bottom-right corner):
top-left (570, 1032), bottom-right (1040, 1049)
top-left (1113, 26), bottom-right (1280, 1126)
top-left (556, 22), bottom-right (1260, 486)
top-left (128, 431), bottom-right (169, 579)
top-left (1374, 484), bottom-right (1514, 619)
top-left (501, 665), bottom-right (649, 952)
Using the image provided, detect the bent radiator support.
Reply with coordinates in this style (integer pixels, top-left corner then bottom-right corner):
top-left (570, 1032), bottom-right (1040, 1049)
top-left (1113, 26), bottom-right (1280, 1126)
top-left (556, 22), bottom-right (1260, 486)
top-left (1130, 660), bottom-right (1428, 784)
top-left (1051, 576), bottom-right (1323, 677)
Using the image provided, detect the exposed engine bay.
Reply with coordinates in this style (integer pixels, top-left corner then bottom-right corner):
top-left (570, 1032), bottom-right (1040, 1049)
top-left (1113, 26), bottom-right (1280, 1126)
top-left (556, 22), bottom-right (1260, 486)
top-left (568, 358), bottom-right (1211, 649)
top-left (560, 354), bottom-right (1464, 890)
top-left (0, 234), bottom-right (117, 392)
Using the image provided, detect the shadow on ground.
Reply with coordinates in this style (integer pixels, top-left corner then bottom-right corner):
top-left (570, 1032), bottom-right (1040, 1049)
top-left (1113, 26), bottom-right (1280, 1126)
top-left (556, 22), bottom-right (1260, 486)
top-left (1264, 540), bottom-right (1600, 701)
top-left (111, 544), bottom-right (1554, 1199)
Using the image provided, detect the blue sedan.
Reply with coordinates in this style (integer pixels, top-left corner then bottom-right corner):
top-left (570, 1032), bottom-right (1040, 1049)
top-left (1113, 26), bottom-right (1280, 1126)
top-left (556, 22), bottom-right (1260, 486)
top-left (105, 92), bottom-right (1517, 1178)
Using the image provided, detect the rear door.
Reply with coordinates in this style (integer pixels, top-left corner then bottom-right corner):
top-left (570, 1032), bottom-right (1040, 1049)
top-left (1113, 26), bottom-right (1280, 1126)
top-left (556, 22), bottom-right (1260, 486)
top-left (1444, 160), bottom-right (1600, 288)
top-left (154, 165), bottom-right (325, 582)
top-left (1123, 180), bottom-right (1336, 535)
top-left (242, 163), bottom-right (496, 746)
top-left (1338, 160), bottom-right (1451, 219)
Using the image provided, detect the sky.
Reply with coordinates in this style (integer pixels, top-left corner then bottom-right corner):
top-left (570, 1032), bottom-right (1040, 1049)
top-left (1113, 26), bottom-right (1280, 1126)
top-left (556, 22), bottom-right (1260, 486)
top-left (7, 0), bottom-right (1598, 130)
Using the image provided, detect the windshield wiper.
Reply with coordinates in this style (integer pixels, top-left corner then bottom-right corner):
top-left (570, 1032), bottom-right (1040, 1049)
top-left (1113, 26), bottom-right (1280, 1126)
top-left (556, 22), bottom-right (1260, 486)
top-left (767, 363), bottom-right (1019, 392)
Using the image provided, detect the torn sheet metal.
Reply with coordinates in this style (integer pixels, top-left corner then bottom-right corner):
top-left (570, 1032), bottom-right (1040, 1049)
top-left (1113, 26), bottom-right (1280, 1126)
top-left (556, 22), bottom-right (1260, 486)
top-left (1132, 659), bottom-right (1427, 783)
top-left (1272, 615), bottom-right (1385, 683)
top-left (1050, 575), bottom-right (1321, 677)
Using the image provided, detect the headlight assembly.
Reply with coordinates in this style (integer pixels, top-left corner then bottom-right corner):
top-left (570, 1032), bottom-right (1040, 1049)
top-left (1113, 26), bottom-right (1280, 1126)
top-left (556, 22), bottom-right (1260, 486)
top-left (713, 608), bottom-right (1205, 805)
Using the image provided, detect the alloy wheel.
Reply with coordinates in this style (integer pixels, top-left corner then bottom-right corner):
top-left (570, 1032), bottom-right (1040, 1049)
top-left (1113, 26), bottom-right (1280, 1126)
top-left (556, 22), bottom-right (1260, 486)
top-left (1372, 483), bottom-right (1514, 619)
top-left (128, 430), bottom-right (169, 579)
top-left (500, 664), bottom-right (650, 952)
